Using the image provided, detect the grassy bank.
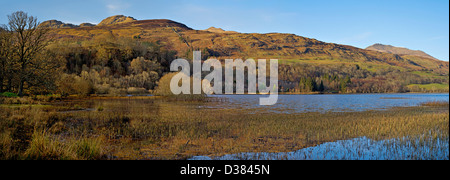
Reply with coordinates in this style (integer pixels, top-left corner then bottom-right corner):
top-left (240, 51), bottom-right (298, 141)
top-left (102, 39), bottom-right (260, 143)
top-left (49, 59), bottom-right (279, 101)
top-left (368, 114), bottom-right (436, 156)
top-left (407, 83), bottom-right (449, 93)
top-left (0, 97), bottom-right (448, 160)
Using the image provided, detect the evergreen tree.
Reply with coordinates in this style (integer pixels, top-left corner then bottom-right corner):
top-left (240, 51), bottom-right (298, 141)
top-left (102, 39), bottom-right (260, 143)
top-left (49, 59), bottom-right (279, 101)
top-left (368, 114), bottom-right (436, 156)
top-left (319, 80), bottom-right (325, 92)
top-left (306, 77), bottom-right (313, 92)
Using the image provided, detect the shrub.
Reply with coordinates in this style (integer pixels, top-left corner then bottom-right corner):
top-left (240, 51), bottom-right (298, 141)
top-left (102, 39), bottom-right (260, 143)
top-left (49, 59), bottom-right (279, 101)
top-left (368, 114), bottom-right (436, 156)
top-left (56, 73), bottom-right (93, 97)
top-left (127, 87), bottom-right (149, 95)
top-left (0, 97), bottom-right (36, 104)
top-left (154, 73), bottom-right (207, 101)
top-left (93, 83), bottom-right (111, 95)
top-left (1, 92), bottom-right (18, 98)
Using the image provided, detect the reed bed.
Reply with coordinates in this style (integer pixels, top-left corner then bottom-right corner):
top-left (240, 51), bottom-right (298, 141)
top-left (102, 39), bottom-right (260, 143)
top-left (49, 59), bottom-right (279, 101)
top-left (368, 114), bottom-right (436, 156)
top-left (0, 97), bottom-right (448, 160)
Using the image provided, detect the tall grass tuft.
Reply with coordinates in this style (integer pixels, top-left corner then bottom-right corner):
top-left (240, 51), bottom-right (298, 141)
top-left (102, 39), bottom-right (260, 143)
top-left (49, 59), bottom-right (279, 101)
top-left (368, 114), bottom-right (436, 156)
top-left (74, 137), bottom-right (106, 160)
top-left (23, 131), bottom-right (107, 160)
top-left (24, 131), bottom-right (76, 160)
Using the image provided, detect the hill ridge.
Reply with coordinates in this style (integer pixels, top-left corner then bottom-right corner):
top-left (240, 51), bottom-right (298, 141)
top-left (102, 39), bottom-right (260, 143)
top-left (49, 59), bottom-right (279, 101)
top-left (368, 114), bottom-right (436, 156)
top-left (366, 43), bottom-right (439, 61)
top-left (44, 16), bottom-right (449, 75)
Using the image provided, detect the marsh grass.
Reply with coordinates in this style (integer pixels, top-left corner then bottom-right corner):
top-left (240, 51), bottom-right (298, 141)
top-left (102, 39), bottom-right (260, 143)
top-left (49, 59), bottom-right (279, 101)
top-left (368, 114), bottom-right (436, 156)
top-left (88, 98), bottom-right (449, 159)
top-left (24, 131), bottom-right (107, 160)
top-left (421, 101), bottom-right (449, 107)
top-left (24, 131), bottom-right (76, 160)
top-left (0, 95), bottom-right (63, 105)
top-left (0, 96), bottom-right (448, 160)
top-left (0, 97), bottom-right (37, 105)
top-left (0, 106), bottom-right (108, 160)
top-left (73, 136), bottom-right (106, 160)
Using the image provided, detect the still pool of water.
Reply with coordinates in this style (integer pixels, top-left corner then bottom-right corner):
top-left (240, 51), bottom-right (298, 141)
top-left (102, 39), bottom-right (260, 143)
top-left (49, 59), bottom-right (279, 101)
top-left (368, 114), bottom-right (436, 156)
top-left (207, 93), bottom-right (449, 113)
top-left (190, 136), bottom-right (449, 160)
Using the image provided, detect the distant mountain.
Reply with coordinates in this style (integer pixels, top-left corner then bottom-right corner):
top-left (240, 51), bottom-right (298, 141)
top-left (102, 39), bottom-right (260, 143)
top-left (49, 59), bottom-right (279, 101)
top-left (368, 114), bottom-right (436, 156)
top-left (366, 43), bottom-right (439, 61)
top-left (39, 20), bottom-right (79, 28)
top-left (97, 15), bottom-right (137, 26)
top-left (39, 15), bottom-right (140, 28)
top-left (79, 23), bottom-right (96, 27)
top-left (40, 20), bottom-right (96, 28)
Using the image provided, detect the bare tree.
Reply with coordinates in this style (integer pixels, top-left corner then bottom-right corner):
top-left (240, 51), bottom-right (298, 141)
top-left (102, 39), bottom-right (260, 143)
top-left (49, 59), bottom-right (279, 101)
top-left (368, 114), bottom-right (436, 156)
top-left (7, 11), bottom-right (50, 96)
top-left (0, 26), bottom-right (8, 92)
top-left (0, 24), bottom-right (14, 92)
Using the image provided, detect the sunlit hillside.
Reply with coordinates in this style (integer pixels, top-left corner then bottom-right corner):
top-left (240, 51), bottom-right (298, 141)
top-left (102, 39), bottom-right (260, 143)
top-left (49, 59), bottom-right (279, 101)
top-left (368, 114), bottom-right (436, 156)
top-left (44, 15), bottom-right (449, 76)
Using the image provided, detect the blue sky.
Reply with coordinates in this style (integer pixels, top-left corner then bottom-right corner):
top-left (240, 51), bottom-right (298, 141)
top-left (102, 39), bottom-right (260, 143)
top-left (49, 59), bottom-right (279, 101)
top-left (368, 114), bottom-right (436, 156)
top-left (1, 0), bottom-right (448, 61)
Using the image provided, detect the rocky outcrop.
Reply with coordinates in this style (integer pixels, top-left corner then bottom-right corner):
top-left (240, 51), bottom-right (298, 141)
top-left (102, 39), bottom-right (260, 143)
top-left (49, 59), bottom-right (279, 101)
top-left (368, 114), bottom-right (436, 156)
top-left (366, 43), bottom-right (439, 61)
top-left (204, 27), bottom-right (238, 34)
top-left (39, 20), bottom-right (79, 28)
top-left (79, 23), bottom-right (96, 27)
top-left (97, 15), bottom-right (137, 26)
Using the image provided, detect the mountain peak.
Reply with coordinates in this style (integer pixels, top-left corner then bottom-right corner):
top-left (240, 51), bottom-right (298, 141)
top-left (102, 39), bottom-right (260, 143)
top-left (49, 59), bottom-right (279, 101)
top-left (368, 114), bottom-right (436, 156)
top-left (79, 23), bottom-right (96, 27)
top-left (366, 43), bottom-right (439, 61)
top-left (98, 15), bottom-right (137, 26)
top-left (204, 26), bottom-right (238, 34)
top-left (206, 27), bottom-right (224, 32)
top-left (39, 20), bottom-right (79, 28)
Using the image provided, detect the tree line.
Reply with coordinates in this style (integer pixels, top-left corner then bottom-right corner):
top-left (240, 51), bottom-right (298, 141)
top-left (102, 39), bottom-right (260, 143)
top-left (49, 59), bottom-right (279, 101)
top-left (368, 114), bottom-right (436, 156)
top-left (278, 63), bottom-right (448, 93)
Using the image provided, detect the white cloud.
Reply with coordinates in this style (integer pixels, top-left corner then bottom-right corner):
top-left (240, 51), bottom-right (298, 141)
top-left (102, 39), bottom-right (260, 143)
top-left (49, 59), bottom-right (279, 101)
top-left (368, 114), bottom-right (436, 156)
top-left (337, 32), bottom-right (374, 44)
top-left (107, 4), bottom-right (120, 12)
top-left (105, 0), bottom-right (131, 14)
top-left (350, 32), bottom-right (373, 41)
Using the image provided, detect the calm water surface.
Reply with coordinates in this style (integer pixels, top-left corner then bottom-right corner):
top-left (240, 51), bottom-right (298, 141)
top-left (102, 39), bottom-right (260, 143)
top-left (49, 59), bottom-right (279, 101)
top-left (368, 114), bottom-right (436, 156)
top-left (190, 136), bottom-right (449, 160)
top-left (207, 93), bottom-right (449, 113)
